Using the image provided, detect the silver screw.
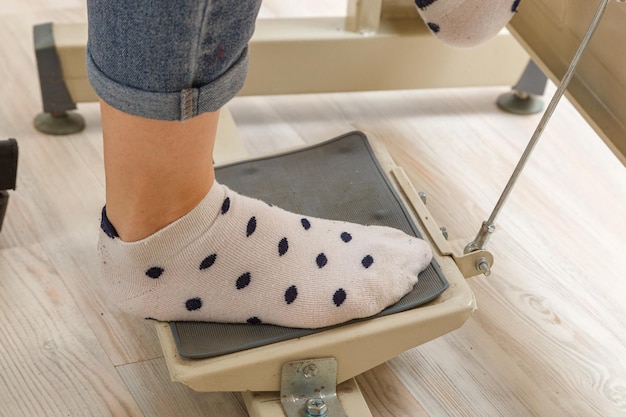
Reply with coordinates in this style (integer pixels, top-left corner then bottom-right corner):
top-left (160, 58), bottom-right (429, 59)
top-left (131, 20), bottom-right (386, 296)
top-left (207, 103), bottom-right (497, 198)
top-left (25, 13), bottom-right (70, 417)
top-left (440, 226), bottom-right (448, 240)
top-left (418, 191), bottom-right (427, 205)
top-left (305, 398), bottom-right (328, 416)
top-left (476, 257), bottom-right (491, 276)
top-left (302, 364), bottom-right (318, 379)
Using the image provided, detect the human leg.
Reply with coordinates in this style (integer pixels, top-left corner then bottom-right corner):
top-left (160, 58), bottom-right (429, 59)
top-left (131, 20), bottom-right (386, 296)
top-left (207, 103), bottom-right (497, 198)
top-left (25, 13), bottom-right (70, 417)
top-left (88, 0), bottom-right (433, 328)
top-left (88, 0), bottom-right (259, 241)
top-left (100, 101), bottom-right (218, 242)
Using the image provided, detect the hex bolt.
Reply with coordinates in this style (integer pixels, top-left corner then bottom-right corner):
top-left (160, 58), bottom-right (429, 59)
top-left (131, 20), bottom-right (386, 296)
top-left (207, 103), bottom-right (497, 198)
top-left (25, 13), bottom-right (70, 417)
top-left (305, 398), bottom-right (328, 416)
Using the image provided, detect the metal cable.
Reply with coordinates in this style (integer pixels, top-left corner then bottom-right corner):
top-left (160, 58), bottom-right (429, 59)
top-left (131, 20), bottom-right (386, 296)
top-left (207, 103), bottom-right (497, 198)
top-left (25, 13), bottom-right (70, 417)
top-left (465, 0), bottom-right (616, 254)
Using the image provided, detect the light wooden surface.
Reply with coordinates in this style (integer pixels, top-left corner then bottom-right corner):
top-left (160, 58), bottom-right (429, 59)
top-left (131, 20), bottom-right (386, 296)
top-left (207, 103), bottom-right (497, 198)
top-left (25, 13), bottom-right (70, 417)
top-left (1, 1), bottom-right (625, 417)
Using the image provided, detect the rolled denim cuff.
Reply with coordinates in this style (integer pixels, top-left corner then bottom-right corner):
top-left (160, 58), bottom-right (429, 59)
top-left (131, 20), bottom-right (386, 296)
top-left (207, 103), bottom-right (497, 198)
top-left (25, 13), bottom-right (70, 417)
top-left (86, 46), bottom-right (249, 121)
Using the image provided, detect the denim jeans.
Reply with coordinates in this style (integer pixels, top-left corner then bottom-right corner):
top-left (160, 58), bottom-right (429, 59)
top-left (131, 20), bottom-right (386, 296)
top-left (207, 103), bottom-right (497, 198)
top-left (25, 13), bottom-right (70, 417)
top-left (86, 0), bottom-right (262, 121)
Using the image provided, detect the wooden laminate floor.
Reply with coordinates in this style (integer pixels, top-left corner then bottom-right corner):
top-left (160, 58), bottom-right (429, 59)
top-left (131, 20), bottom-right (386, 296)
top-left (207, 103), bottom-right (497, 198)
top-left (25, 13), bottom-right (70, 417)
top-left (1, 1), bottom-right (625, 416)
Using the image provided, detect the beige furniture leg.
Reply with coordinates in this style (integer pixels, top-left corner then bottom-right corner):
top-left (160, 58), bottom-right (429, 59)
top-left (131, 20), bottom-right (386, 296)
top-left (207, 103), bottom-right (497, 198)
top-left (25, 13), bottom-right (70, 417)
top-left (346, 0), bottom-right (383, 34)
top-left (34, 11), bottom-right (527, 129)
top-left (241, 18), bottom-right (526, 95)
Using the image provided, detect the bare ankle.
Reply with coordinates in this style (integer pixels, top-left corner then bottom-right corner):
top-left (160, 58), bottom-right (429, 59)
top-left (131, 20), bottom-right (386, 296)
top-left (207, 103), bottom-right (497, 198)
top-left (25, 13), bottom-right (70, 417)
top-left (100, 102), bottom-right (219, 241)
top-left (106, 188), bottom-right (210, 242)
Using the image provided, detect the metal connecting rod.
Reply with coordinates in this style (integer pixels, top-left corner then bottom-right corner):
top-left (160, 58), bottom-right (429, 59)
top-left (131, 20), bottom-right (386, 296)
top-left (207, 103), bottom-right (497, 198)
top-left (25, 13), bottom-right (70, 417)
top-left (465, 0), bottom-right (618, 254)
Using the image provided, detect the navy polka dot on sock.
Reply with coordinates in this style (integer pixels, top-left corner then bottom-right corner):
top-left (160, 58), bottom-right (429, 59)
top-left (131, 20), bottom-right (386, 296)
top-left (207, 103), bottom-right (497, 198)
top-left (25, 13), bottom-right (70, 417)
top-left (186, 297), bottom-right (202, 311)
top-left (512, 0), bottom-right (521, 12)
top-left (100, 207), bottom-right (119, 239)
top-left (246, 216), bottom-right (257, 237)
top-left (361, 255), bottom-right (374, 269)
top-left (333, 289), bottom-right (347, 307)
top-left (415, 0), bottom-right (437, 10)
top-left (278, 237), bottom-right (289, 256)
top-left (145, 267), bottom-right (164, 279)
top-left (316, 253), bottom-right (328, 268)
top-left (427, 22), bottom-right (440, 33)
top-left (236, 272), bottom-right (251, 289)
top-left (199, 253), bottom-right (217, 270)
top-left (284, 285), bottom-right (298, 304)
top-left (221, 197), bottom-right (231, 214)
top-left (247, 317), bottom-right (262, 324)
top-left (340, 232), bottom-right (352, 242)
top-left (301, 218), bottom-right (311, 230)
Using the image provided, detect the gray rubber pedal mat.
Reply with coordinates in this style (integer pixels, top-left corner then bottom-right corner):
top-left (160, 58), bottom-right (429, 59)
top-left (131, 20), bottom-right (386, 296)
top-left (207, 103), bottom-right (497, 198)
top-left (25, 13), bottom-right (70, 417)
top-left (170, 131), bottom-right (448, 359)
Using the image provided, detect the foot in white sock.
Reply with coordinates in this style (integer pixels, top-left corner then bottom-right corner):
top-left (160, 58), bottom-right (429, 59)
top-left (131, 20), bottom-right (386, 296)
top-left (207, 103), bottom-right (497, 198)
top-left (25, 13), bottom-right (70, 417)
top-left (98, 182), bottom-right (432, 328)
top-left (415, 0), bottom-right (522, 47)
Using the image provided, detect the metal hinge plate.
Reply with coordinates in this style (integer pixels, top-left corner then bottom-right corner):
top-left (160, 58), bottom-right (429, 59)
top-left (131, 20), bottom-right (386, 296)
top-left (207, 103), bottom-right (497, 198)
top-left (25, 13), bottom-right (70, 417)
top-left (280, 358), bottom-right (347, 417)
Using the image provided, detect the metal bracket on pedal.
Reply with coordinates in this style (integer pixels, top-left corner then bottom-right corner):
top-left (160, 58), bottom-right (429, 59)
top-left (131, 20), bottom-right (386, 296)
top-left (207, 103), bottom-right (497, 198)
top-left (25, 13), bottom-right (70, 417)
top-left (392, 167), bottom-right (494, 278)
top-left (280, 358), bottom-right (346, 417)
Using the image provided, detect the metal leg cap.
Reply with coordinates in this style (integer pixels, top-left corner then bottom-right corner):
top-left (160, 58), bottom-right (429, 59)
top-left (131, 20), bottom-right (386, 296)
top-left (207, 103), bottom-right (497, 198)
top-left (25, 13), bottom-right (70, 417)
top-left (34, 112), bottom-right (85, 135)
top-left (496, 91), bottom-right (544, 115)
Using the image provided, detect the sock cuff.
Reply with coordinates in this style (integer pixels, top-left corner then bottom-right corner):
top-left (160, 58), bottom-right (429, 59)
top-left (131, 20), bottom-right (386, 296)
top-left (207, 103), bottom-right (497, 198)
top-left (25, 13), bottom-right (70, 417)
top-left (100, 181), bottom-right (225, 264)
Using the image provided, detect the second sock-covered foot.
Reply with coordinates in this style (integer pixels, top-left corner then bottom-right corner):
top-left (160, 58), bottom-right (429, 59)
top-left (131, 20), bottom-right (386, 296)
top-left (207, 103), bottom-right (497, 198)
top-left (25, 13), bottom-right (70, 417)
top-left (98, 182), bottom-right (432, 328)
top-left (415, 0), bottom-right (522, 47)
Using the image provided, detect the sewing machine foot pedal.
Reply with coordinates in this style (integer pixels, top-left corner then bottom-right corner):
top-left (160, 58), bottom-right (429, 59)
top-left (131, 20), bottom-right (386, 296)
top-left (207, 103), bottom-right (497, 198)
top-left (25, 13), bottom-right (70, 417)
top-left (169, 131), bottom-right (448, 359)
top-left (155, 131), bottom-right (477, 417)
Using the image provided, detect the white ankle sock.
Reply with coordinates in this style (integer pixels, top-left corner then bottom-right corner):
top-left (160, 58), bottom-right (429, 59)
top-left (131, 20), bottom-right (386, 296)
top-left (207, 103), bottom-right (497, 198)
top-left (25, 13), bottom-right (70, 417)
top-left (415, 0), bottom-right (522, 47)
top-left (98, 182), bottom-right (432, 328)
